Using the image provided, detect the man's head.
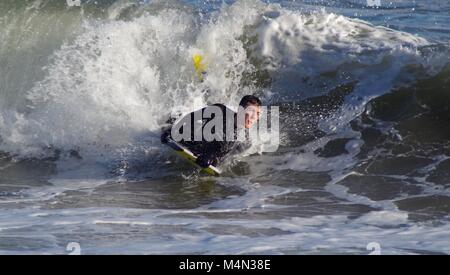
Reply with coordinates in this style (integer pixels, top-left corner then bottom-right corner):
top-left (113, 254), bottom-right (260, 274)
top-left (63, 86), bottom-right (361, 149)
top-left (239, 95), bottom-right (262, 129)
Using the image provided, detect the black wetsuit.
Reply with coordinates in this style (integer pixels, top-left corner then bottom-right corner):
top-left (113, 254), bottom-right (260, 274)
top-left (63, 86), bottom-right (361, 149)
top-left (161, 104), bottom-right (251, 167)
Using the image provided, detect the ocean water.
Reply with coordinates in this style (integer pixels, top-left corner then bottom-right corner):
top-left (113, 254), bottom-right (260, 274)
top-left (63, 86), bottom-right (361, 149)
top-left (0, 0), bottom-right (449, 254)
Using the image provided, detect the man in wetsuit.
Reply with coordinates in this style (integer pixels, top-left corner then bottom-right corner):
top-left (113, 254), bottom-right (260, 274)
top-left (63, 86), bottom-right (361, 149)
top-left (161, 95), bottom-right (262, 168)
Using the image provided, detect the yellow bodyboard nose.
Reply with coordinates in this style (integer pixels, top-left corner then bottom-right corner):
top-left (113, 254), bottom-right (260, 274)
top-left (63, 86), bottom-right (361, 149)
top-left (192, 54), bottom-right (206, 80)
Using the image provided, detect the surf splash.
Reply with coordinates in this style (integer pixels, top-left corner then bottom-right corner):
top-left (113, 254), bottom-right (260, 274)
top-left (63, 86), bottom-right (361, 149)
top-left (1, 0), bottom-right (446, 161)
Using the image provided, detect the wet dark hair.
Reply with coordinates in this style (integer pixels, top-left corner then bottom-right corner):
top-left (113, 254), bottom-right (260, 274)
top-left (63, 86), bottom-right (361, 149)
top-left (239, 95), bottom-right (262, 108)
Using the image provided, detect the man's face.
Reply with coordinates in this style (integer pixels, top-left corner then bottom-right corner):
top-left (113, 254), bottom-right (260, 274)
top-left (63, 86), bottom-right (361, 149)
top-left (244, 104), bottom-right (261, 129)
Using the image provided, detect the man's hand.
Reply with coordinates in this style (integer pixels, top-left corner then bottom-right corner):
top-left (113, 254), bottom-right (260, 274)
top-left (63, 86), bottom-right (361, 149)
top-left (161, 130), bottom-right (170, 144)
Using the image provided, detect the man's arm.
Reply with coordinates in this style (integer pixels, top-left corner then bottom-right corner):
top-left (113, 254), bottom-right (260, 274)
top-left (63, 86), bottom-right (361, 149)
top-left (195, 140), bottom-right (224, 168)
top-left (160, 125), bottom-right (172, 144)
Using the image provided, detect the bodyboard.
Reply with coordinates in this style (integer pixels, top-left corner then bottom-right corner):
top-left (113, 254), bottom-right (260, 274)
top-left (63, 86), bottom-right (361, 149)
top-left (165, 137), bottom-right (221, 176)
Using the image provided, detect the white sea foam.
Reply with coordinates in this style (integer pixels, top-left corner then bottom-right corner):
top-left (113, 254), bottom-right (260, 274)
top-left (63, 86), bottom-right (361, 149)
top-left (0, 0), bottom-right (439, 161)
top-left (0, 205), bottom-right (449, 254)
